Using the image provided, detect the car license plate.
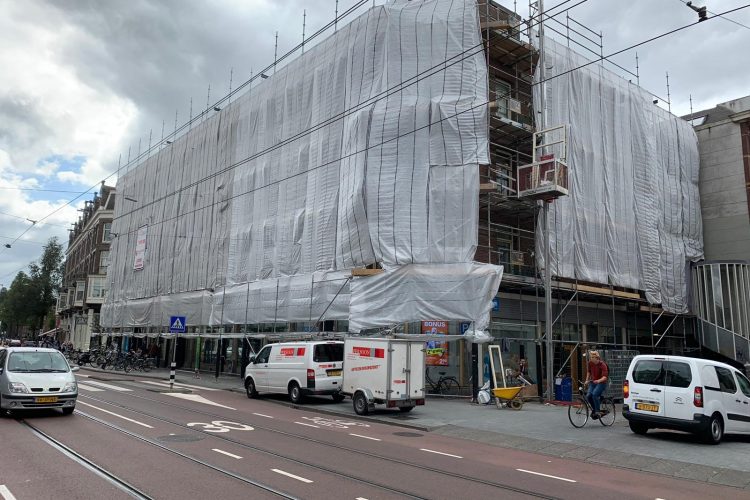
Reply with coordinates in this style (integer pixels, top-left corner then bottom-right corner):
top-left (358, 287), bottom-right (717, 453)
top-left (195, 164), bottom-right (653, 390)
top-left (35, 396), bottom-right (58, 403)
top-left (635, 403), bottom-right (659, 412)
top-left (327, 370), bottom-right (342, 377)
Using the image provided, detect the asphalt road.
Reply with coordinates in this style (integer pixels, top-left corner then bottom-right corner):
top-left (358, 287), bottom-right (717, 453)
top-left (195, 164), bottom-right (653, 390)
top-left (1, 374), bottom-right (747, 500)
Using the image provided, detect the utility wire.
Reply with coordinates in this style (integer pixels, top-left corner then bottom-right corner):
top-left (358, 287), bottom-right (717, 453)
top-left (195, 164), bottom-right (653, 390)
top-left (0, 186), bottom-right (95, 194)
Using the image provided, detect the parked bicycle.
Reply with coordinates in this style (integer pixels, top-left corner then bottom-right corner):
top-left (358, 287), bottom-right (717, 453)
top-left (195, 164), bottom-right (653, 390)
top-left (568, 380), bottom-right (616, 428)
top-left (425, 367), bottom-right (460, 395)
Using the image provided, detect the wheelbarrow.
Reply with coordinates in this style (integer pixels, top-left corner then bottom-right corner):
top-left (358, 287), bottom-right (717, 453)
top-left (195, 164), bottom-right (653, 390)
top-left (492, 386), bottom-right (524, 410)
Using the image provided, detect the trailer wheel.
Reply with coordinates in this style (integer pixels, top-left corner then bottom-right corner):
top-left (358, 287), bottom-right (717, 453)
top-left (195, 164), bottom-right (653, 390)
top-left (353, 392), bottom-right (369, 416)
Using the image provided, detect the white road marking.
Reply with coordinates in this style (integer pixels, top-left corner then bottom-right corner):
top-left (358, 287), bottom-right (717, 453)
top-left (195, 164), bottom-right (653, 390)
top-left (420, 448), bottom-right (463, 459)
top-left (212, 448), bottom-right (243, 459)
top-left (141, 380), bottom-right (219, 391)
top-left (78, 401), bottom-right (153, 429)
top-left (163, 393), bottom-right (235, 410)
top-left (82, 380), bottom-right (132, 392)
top-left (516, 469), bottom-right (577, 483)
top-left (252, 412), bottom-right (274, 419)
top-left (356, 498), bottom-right (369, 500)
top-left (272, 469), bottom-right (313, 483)
top-left (294, 421), bottom-right (320, 428)
top-left (0, 485), bottom-right (17, 500)
top-left (349, 433), bottom-right (381, 441)
top-left (77, 383), bottom-right (105, 392)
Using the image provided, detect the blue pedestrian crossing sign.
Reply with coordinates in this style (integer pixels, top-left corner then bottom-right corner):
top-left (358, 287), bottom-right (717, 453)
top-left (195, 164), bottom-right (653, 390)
top-left (169, 316), bottom-right (187, 333)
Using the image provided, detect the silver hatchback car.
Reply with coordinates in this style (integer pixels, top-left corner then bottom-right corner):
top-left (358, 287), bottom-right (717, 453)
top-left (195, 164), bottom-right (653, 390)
top-left (0, 347), bottom-right (78, 415)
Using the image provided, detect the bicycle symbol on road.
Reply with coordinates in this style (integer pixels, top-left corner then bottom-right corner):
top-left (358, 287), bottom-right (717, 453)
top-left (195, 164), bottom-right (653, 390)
top-left (187, 420), bottom-right (254, 433)
top-left (301, 416), bottom-right (370, 429)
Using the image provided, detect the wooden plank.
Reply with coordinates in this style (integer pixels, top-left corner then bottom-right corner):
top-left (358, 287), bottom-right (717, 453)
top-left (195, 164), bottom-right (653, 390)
top-left (350, 268), bottom-right (384, 277)
top-left (479, 182), bottom-right (496, 193)
top-left (575, 283), bottom-right (641, 300)
top-left (481, 20), bottom-right (514, 30)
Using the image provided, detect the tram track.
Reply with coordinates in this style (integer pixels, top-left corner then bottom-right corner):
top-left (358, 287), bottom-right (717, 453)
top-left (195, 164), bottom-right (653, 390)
top-left (79, 391), bottom-right (560, 499)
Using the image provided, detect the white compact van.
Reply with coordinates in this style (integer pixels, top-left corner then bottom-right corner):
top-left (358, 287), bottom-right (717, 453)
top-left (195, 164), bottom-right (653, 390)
top-left (244, 341), bottom-right (344, 404)
top-left (623, 355), bottom-right (750, 444)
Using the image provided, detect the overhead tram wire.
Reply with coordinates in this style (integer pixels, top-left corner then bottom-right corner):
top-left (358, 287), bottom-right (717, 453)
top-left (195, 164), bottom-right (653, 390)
top-left (105, 1), bottom-right (742, 244)
top-left (110, 0), bottom-right (588, 226)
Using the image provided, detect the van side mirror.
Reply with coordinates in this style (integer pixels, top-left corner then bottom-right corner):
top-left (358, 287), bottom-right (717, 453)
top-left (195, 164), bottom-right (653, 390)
top-left (249, 356), bottom-right (256, 364)
top-left (71, 366), bottom-right (80, 372)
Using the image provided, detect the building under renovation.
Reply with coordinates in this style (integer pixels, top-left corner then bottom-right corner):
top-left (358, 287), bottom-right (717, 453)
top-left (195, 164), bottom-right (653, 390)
top-left (100, 0), bottom-right (704, 394)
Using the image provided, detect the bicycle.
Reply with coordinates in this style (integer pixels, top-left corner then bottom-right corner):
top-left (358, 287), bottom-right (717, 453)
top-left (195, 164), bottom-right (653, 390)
top-left (425, 367), bottom-right (460, 395)
top-left (568, 381), bottom-right (616, 428)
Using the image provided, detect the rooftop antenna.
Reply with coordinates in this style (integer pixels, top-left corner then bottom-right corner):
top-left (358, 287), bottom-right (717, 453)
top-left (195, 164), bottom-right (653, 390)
top-left (273, 32), bottom-right (279, 74)
top-left (302, 10), bottom-right (307, 54)
top-left (635, 52), bottom-right (640, 86)
top-left (228, 67), bottom-right (234, 107)
top-left (205, 84), bottom-right (211, 119)
top-left (666, 71), bottom-right (672, 113)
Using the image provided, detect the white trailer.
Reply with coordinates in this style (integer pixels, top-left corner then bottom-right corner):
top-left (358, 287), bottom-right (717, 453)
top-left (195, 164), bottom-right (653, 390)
top-left (341, 337), bottom-right (426, 415)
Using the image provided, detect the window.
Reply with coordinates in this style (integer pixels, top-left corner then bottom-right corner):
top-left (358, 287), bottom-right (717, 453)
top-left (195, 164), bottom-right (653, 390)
top-left (494, 80), bottom-right (511, 119)
top-left (736, 372), bottom-right (750, 398)
top-left (8, 351), bottom-right (69, 372)
top-left (102, 222), bottom-right (112, 243)
top-left (255, 346), bottom-right (271, 364)
top-left (632, 360), bottom-right (665, 385)
top-left (87, 276), bottom-right (108, 299)
top-left (75, 281), bottom-right (85, 303)
top-left (99, 250), bottom-right (110, 275)
top-left (314, 344), bottom-right (344, 362)
top-left (665, 362), bottom-right (692, 388)
top-left (715, 367), bottom-right (737, 394)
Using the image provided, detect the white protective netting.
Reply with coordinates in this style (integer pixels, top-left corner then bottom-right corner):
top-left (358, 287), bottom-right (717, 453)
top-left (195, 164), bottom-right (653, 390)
top-left (536, 38), bottom-right (703, 313)
top-left (102, 0), bottom-right (498, 330)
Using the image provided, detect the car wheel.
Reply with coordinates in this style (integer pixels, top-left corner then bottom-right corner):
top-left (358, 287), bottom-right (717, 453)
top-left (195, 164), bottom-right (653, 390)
top-left (332, 393), bottom-right (345, 403)
top-left (62, 406), bottom-right (75, 416)
top-left (288, 382), bottom-right (303, 404)
top-left (245, 378), bottom-right (258, 399)
top-left (353, 392), bottom-right (369, 416)
top-left (629, 421), bottom-right (649, 435)
top-left (703, 414), bottom-right (723, 445)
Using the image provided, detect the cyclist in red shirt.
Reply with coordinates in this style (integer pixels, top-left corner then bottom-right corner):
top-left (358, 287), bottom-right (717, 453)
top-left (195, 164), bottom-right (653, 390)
top-left (585, 350), bottom-right (609, 419)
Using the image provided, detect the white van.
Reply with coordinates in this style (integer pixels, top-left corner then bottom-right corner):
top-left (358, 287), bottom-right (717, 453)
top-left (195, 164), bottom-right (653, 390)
top-left (244, 341), bottom-right (345, 404)
top-left (623, 355), bottom-right (750, 444)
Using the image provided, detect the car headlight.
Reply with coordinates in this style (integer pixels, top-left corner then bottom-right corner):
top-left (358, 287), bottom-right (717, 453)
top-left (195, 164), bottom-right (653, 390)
top-left (9, 382), bottom-right (29, 394)
top-left (62, 382), bottom-right (77, 393)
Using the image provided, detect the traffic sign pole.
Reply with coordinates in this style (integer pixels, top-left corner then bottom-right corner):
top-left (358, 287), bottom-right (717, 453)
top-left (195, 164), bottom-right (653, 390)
top-left (168, 316), bottom-right (187, 391)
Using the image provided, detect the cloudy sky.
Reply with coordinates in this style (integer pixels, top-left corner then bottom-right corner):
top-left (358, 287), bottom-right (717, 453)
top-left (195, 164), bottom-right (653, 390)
top-left (0, 0), bottom-right (748, 285)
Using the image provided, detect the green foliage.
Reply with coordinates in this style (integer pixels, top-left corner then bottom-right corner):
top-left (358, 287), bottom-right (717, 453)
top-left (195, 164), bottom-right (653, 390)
top-left (0, 237), bottom-right (64, 334)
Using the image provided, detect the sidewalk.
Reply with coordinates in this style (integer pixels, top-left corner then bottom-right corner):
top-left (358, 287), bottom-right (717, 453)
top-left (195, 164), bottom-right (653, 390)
top-left (80, 366), bottom-right (750, 490)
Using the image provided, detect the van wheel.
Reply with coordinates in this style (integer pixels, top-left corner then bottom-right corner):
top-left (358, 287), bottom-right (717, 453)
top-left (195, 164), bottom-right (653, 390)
top-left (399, 406), bottom-right (414, 413)
top-left (703, 414), bottom-right (723, 444)
top-left (289, 382), bottom-right (303, 404)
top-left (629, 421), bottom-right (649, 435)
top-left (332, 393), bottom-right (345, 403)
top-left (353, 392), bottom-right (369, 415)
top-left (245, 378), bottom-right (258, 399)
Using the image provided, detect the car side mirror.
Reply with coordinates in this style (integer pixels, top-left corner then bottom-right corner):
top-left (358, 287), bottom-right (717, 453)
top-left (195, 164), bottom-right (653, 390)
top-left (71, 366), bottom-right (80, 372)
top-left (249, 356), bottom-right (256, 364)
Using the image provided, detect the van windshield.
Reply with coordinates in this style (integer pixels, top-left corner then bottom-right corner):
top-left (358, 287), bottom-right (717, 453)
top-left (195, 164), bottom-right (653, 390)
top-left (8, 351), bottom-right (70, 373)
top-left (314, 344), bottom-right (343, 363)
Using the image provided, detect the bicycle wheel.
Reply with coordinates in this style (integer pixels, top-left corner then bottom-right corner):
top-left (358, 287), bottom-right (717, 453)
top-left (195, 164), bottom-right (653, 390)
top-left (568, 396), bottom-right (589, 428)
top-left (598, 398), bottom-right (616, 427)
top-left (440, 377), bottom-right (460, 395)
